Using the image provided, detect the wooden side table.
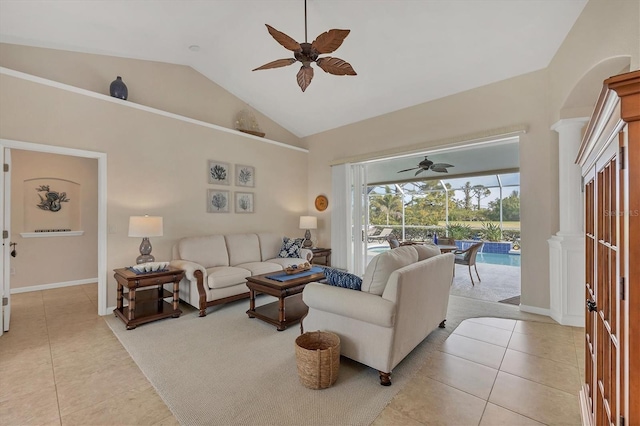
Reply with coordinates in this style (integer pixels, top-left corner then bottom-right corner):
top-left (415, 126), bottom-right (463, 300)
top-left (113, 266), bottom-right (185, 330)
top-left (311, 248), bottom-right (332, 266)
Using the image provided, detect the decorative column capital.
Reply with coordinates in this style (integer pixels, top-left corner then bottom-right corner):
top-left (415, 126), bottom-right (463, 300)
top-left (551, 117), bottom-right (589, 133)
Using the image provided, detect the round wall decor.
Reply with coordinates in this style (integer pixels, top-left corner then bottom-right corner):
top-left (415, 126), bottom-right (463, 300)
top-left (315, 195), bottom-right (328, 211)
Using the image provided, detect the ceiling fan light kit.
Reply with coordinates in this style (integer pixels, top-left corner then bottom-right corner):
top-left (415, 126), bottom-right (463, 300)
top-left (253, 0), bottom-right (356, 92)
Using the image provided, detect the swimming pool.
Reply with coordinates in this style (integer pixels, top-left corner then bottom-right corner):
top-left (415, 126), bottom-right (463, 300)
top-left (475, 252), bottom-right (520, 267)
top-left (367, 246), bottom-right (521, 267)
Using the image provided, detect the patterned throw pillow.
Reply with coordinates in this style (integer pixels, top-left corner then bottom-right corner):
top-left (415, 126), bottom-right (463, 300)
top-left (278, 237), bottom-right (305, 258)
top-left (320, 267), bottom-right (362, 291)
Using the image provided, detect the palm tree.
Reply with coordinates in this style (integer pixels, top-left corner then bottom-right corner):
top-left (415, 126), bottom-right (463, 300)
top-left (370, 186), bottom-right (403, 225)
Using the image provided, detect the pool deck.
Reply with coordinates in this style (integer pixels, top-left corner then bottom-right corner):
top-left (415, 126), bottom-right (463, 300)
top-left (367, 244), bottom-right (521, 304)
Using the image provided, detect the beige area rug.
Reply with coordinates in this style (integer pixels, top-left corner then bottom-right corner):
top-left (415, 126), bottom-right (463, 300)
top-left (105, 294), bottom-right (552, 426)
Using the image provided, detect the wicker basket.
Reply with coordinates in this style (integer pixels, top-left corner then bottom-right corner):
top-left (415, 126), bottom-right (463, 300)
top-left (295, 331), bottom-right (340, 389)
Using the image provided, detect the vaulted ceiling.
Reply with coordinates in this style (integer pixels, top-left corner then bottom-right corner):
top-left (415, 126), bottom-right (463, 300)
top-left (0, 0), bottom-right (588, 138)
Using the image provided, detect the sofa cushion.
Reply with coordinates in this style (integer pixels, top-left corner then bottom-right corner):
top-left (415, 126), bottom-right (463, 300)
top-left (321, 267), bottom-right (362, 291)
top-left (225, 234), bottom-right (261, 266)
top-left (278, 237), bottom-right (305, 258)
top-left (257, 233), bottom-right (284, 261)
top-left (413, 242), bottom-right (442, 261)
top-left (206, 266), bottom-right (252, 289)
top-left (178, 235), bottom-right (229, 268)
top-left (236, 262), bottom-right (282, 276)
top-left (361, 246), bottom-right (418, 295)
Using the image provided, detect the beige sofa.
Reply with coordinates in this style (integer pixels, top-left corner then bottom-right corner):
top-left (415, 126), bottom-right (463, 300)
top-left (302, 245), bottom-right (454, 385)
top-left (170, 233), bottom-right (311, 316)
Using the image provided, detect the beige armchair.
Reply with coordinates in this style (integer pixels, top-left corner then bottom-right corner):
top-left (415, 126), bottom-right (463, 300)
top-left (302, 245), bottom-right (454, 385)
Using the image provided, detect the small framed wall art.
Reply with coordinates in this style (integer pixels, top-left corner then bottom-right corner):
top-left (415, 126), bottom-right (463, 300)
top-left (207, 189), bottom-right (230, 213)
top-left (235, 192), bottom-right (254, 213)
top-left (235, 164), bottom-right (255, 187)
top-left (208, 160), bottom-right (230, 185)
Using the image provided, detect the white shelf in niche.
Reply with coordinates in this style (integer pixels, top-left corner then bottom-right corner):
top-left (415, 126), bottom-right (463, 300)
top-left (20, 231), bottom-right (85, 238)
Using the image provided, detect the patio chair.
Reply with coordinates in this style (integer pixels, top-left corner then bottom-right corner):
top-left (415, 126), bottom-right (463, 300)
top-left (386, 233), bottom-right (400, 249)
top-left (368, 228), bottom-right (393, 242)
top-left (437, 237), bottom-right (455, 246)
top-left (453, 242), bottom-right (483, 285)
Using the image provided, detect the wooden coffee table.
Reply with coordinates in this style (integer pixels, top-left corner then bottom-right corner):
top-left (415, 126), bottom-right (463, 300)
top-left (245, 269), bottom-right (325, 331)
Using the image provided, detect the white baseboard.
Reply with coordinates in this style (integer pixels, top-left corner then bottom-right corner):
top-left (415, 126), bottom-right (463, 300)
top-left (551, 311), bottom-right (585, 327)
top-left (519, 304), bottom-right (552, 318)
top-left (10, 278), bottom-right (98, 294)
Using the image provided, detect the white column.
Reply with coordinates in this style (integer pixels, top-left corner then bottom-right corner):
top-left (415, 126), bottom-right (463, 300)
top-left (548, 118), bottom-right (588, 326)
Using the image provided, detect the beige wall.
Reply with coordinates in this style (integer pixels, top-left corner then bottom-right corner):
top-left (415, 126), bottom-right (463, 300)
top-left (548, 0), bottom-right (639, 122)
top-left (10, 150), bottom-right (98, 288)
top-left (0, 43), bottom-right (304, 149)
top-left (0, 74), bottom-right (309, 307)
top-left (303, 0), bottom-right (639, 312)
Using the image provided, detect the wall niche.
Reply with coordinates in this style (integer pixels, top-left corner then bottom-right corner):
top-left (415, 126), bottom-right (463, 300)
top-left (21, 177), bottom-right (82, 237)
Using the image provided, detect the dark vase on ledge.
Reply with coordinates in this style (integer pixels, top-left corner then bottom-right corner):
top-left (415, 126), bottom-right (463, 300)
top-left (110, 76), bottom-right (128, 100)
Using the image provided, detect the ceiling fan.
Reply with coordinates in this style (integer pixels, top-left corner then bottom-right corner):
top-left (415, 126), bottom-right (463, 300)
top-left (397, 156), bottom-right (455, 175)
top-left (252, 0), bottom-right (356, 92)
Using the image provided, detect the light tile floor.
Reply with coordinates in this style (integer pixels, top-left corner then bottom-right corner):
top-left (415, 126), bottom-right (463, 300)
top-left (374, 316), bottom-right (584, 426)
top-left (1, 284), bottom-right (584, 425)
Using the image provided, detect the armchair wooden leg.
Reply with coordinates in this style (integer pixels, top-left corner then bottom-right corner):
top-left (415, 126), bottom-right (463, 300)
top-left (468, 266), bottom-right (475, 286)
top-left (474, 264), bottom-right (481, 282)
top-left (379, 371), bottom-right (392, 386)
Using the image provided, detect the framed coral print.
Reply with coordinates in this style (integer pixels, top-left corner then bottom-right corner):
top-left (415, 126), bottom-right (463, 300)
top-left (208, 160), bottom-right (230, 185)
top-left (207, 189), bottom-right (230, 213)
top-left (235, 192), bottom-right (254, 213)
top-left (235, 164), bottom-right (255, 187)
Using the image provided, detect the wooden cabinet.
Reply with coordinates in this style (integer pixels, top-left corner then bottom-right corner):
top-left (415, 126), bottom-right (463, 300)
top-left (113, 266), bottom-right (185, 330)
top-left (577, 70), bottom-right (639, 426)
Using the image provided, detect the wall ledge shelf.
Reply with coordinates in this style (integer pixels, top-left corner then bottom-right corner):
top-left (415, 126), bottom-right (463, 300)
top-left (20, 231), bottom-right (84, 238)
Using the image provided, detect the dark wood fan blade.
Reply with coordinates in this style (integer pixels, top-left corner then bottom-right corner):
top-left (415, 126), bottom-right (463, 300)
top-left (316, 57), bottom-right (357, 75)
top-left (297, 65), bottom-right (314, 92)
top-left (265, 24), bottom-right (301, 52)
top-left (432, 163), bottom-right (454, 169)
top-left (414, 169), bottom-right (425, 176)
top-left (311, 29), bottom-right (350, 54)
top-left (397, 167), bottom-right (419, 173)
top-left (252, 58), bottom-right (297, 71)
top-left (430, 166), bottom-right (449, 173)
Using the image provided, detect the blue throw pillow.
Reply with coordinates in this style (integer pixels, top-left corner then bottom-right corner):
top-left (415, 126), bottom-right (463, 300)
top-left (320, 267), bottom-right (362, 291)
top-left (278, 237), bottom-right (305, 258)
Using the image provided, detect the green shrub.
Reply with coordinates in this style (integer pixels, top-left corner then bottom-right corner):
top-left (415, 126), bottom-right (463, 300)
top-left (480, 222), bottom-right (502, 241)
top-left (446, 223), bottom-right (473, 240)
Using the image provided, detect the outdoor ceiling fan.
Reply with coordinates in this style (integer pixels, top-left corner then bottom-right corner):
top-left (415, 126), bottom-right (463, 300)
top-left (397, 156), bottom-right (455, 175)
top-left (252, 0), bottom-right (357, 92)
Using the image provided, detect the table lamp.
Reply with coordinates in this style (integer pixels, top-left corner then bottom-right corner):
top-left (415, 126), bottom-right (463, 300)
top-left (128, 215), bottom-right (163, 264)
top-left (299, 215), bottom-right (317, 248)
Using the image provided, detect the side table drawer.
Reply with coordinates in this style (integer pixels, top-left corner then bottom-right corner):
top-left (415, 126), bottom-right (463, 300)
top-left (136, 276), bottom-right (173, 287)
top-left (134, 272), bottom-right (185, 288)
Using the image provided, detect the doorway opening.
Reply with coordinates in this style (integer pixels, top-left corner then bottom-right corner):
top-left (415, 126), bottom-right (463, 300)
top-left (335, 135), bottom-right (521, 305)
top-left (1, 138), bottom-right (107, 336)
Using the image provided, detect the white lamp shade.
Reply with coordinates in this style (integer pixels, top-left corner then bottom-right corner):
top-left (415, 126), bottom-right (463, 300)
top-left (128, 215), bottom-right (163, 237)
top-left (299, 216), bottom-right (317, 230)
